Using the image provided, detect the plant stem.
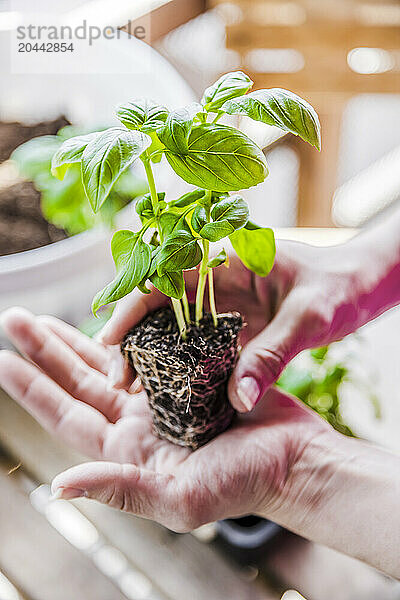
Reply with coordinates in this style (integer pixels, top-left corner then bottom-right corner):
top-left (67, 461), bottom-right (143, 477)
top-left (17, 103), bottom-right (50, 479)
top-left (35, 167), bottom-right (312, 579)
top-left (141, 153), bottom-right (187, 337)
top-left (142, 153), bottom-right (160, 216)
top-left (195, 191), bottom-right (212, 325)
top-left (182, 290), bottom-right (191, 323)
top-left (195, 239), bottom-right (209, 325)
top-left (208, 269), bottom-right (218, 327)
top-left (172, 298), bottom-right (187, 336)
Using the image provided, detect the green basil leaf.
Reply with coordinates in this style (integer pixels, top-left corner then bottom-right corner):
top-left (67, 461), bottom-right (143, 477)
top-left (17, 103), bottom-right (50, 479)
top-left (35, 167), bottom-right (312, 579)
top-left (135, 193), bottom-right (153, 219)
top-left (148, 131), bottom-right (165, 163)
top-left (51, 132), bottom-right (100, 179)
top-left (137, 277), bottom-right (151, 295)
top-left (211, 191), bottom-right (229, 204)
top-left (169, 188), bottom-right (206, 208)
top-left (163, 123), bottom-right (268, 192)
top-left (230, 227), bottom-right (276, 277)
top-left (222, 89), bottom-right (321, 151)
top-left (191, 206), bottom-right (207, 233)
top-left (149, 232), bottom-right (160, 248)
top-left (81, 127), bottom-right (152, 212)
top-left (115, 99), bottom-right (169, 133)
top-left (150, 270), bottom-right (185, 299)
top-left (211, 194), bottom-right (249, 228)
top-left (201, 71), bottom-right (253, 112)
top-left (156, 230), bottom-right (203, 276)
top-left (245, 219), bottom-right (262, 230)
top-left (208, 248), bottom-right (228, 269)
top-left (135, 192), bottom-right (165, 222)
top-left (158, 103), bottom-right (202, 153)
top-left (199, 194), bottom-right (249, 241)
top-left (159, 211), bottom-right (181, 239)
top-left (92, 230), bottom-right (152, 315)
top-left (200, 221), bottom-right (234, 242)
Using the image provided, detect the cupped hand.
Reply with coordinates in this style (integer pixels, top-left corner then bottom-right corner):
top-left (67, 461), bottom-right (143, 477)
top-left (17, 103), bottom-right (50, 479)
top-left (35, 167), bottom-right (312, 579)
top-left (99, 240), bottom-right (365, 413)
top-left (0, 308), bottom-right (332, 531)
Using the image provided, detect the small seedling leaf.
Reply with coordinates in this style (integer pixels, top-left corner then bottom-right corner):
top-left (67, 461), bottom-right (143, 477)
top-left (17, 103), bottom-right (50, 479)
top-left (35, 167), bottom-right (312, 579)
top-left (156, 230), bottom-right (203, 276)
top-left (81, 127), bottom-right (152, 212)
top-left (201, 71), bottom-right (253, 112)
top-left (150, 270), bottom-right (185, 299)
top-left (200, 221), bottom-right (234, 242)
top-left (158, 103), bottom-right (202, 153)
top-left (208, 248), bottom-right (228, 269)
top-left (115, 99), bottom-right (169, 133)
top-left (230, 226), bottom-right (276, 277)
top-left (222, 89), bottom-right (321, 150)
top-left (191, 206), bottom-right (208, 233)
top-left (51, 132), bottom-right (100, 179)
top-left (159, 211), bottom-right (182, 239)
top-left (92, 230), bottom-right (151, 315)
top-left (199, 194), bottom-right (249, 241)
top-left (169, 189), bottom-right (206, 209)
top-left (245, 219), bottom-right (263, 230)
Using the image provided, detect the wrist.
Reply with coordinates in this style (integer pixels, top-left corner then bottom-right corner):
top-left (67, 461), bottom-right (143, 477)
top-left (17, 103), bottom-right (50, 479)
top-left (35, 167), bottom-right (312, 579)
top-left (345, 216), bottom-right (400, 325)
top-left (264, 429), bottom-right (400, 577)
top-left (261, 427), bottom-right (344, 527)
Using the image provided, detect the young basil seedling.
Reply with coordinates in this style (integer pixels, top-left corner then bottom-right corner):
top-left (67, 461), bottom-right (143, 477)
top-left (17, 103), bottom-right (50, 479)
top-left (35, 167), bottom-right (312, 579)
top-left (51, 71), bottom-right (321, 336)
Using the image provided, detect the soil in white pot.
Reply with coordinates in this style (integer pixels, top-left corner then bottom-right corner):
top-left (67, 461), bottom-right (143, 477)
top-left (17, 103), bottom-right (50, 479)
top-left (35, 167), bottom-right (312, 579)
top-left (0, 117), bottom-right (69, 256)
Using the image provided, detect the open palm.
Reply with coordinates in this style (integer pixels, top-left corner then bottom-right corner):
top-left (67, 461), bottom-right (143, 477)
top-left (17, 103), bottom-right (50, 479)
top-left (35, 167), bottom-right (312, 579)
top-left (0, 308), bottom-right (331, 531)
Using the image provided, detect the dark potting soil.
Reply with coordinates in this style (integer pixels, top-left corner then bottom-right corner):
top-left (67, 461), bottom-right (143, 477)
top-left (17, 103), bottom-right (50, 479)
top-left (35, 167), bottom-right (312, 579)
top-left (0, 116), bottom-right (69, 256)
top-left (122, 306), bottom-right (243, 450)
top-left (0, 116), bottom-right (69, 163)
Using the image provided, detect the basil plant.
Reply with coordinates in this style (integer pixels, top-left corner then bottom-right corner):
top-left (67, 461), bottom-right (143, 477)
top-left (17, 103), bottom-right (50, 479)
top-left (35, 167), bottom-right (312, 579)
top-left (51, 71), bottom-right (321, 336)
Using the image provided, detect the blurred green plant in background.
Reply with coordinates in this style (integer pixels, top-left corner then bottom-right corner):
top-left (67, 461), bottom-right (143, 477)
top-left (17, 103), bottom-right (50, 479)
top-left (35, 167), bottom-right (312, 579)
top-left (278, 344), bottom-right (381, 437)
top-left (11, 125), bottom-right (147, 235)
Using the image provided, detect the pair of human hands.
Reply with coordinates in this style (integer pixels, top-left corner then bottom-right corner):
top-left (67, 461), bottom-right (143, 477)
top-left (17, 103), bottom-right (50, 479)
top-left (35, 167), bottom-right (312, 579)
top-left (0, 240), bottom-right (364, 531)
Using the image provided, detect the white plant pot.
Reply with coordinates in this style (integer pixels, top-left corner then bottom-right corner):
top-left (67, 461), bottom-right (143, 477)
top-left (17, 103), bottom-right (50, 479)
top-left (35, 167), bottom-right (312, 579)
top-left (0, 32), bottom-right (195, 326)
top-left (0, 225), bottom-right (114, 324)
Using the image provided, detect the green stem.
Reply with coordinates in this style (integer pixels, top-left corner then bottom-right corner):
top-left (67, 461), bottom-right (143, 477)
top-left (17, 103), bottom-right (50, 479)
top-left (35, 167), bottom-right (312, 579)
top-left (142, 153), bottom-right (160, 216)
top-left (208, 269), bottom-right (218, 327)
top-left (172, 298), bottom-right (187, 336)
top-left (195, 238), bottom-right (209, 325)
top-left (195, 191), bottom-right (212, 325)
top-left (182, 290), bottom-right (191, 323)
top-left (141, 153), bottom-right (188, 338)
top-left (138, 218), bottom-right (156, 240)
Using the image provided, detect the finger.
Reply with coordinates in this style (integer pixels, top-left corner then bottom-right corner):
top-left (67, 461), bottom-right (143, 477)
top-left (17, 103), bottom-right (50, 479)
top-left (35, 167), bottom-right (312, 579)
top-left (38, 315), bottom-right (136, 392)
top-left (51, 462), bottom-right (188, 531)
top-left (107, 346), bottom-right (136, 391)
top-left (38, 315), bottom-right (109, 375)
top-left (1, 307), bottom-right (125, 422)
top-left (0, 351), bottom-right (107, 458)
top-left (98, 288), bottom-right (167, 346)
top-left (229, 289), bottom-right (310, 413)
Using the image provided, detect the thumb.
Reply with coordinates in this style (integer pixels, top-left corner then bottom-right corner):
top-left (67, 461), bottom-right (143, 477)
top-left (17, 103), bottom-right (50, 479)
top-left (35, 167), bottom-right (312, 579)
top-left (229, 291), bottom-right (307, 412)
top-left (51, 461), bottom-right (181, 529)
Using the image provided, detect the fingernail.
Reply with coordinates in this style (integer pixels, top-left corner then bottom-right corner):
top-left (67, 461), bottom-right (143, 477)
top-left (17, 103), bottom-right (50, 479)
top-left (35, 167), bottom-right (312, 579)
top-left (50, 487), bottom-right (87, 501)
top-left (129, 377), bottom-right (143, 394)
top-left (236, 377), bottom-right (260, 412)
